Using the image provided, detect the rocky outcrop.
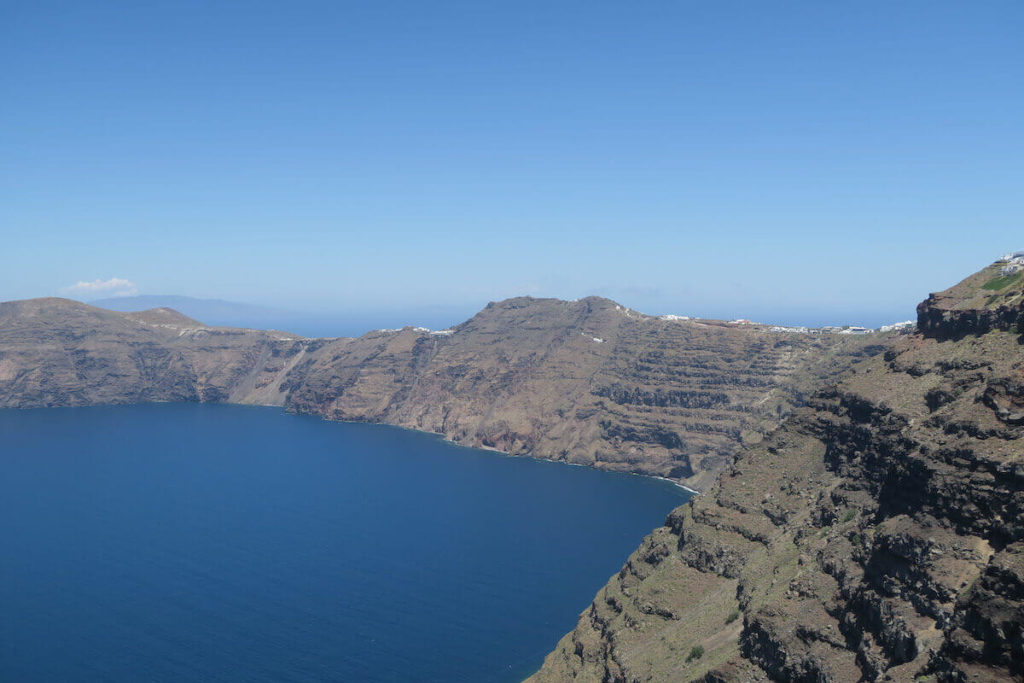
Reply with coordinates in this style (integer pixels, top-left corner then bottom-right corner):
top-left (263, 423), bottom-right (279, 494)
top-left (528, 262), bottom-right (1023, 682)
top-left (917, 261), bottom-right (1024, 340)
top-left (0, 295), bottom-right (877, 489)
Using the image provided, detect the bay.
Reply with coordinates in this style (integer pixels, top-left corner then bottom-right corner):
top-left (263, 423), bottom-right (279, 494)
top-left (0, 404), bottom-right (690, 682)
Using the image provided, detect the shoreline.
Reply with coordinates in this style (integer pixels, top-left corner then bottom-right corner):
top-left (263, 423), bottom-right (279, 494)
top-left (4, 399), bottom-right (701, 496)
top-left (283, 404), bottom-right (701, 496)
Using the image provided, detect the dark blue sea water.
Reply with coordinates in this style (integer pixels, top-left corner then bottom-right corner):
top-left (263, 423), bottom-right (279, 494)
top-left (0, 404), bottom-right (690, 682)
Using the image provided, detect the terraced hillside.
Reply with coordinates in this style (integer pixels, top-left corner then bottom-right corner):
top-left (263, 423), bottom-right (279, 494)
top-left (278, 296), bottom-right (880, 488)
top-left (0, 295), bottom-right (877, 488)
top-left (528, 261), bottom-right (1024, 682)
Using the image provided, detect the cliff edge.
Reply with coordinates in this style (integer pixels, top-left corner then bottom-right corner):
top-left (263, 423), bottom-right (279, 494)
top-left (527, 260), bottom-right (1023, 682)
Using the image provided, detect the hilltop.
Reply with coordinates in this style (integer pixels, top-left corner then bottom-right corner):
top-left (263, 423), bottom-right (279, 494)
top-left (88, 294), bottom-right (292, 329)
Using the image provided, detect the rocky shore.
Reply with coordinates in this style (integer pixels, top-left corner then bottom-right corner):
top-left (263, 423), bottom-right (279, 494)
top-left (527, 261), bottom-right (1024, 682)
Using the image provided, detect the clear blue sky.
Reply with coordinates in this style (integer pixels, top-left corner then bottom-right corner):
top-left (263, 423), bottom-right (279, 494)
top-left (2, 0), bottom-right (1021, 327)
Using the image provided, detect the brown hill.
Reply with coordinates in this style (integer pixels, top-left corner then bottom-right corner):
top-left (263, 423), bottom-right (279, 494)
top-left (121, 306), bottom-right (206, 328)
top-left (0, 297), bottom-right (309, 408)
top-left (285, 296), bottom-right (879, 488)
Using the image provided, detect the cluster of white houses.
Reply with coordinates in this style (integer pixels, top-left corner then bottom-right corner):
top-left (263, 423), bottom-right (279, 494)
top-left (766, 321), bottom-right (914, 335)
top-left (759, 323), bottom-right (875, 335)
top-left (662, 313), bottom-right (916, 336)
top-left (878, 320), bottom-right (916, 333)
top-left (1000, 251), bottom-right (1024, 277)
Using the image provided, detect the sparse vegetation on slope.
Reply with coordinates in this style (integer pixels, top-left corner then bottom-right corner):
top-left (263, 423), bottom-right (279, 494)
top-left (527, 261), bottom-right (1024, 683)
top-left (981, 272), bottom-right (1024, 291)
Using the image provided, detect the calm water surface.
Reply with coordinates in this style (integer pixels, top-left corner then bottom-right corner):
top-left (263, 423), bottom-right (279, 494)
top-left (0, 404), bottom-right (690, 682)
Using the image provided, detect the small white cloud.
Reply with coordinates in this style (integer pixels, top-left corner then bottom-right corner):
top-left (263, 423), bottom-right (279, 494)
top-left (61, 277), bottom-right (138, 298)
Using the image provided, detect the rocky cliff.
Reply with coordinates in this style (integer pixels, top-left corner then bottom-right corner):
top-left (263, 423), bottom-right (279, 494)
top-left (917, 261), bottom-right (1024, 341)
top-left (528, 262), bottom-right (1023, 682)
top-left (0, 295), bottom-right (875, 489)
top-left (283, 297), bottom-right (879, 489)
top-left (0, 297), bottom-right (312, 407)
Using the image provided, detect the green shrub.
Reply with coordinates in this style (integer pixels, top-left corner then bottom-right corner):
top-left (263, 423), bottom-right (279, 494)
top-left (687, 645), bottom-right (705, 662)
top-left (726, 610), bottom-right (740, 624)
top-left (841, 509), bottom-right (857, 523)
top-left (982, 272), bottom-right (1023, 290)
top-left (850, 532), bottom-right (862, 546)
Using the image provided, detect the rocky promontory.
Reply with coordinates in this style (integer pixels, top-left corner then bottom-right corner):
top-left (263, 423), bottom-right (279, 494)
top-left (528, 261), bottom-right (1023, 682)
top-left (918, 258), bottom-right (1024, 340)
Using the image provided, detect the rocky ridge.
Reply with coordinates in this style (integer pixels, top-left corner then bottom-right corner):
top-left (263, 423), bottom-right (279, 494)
top-left (0, 296), bottom-right (877, 489)
top-left (0, 297), bottom-right (310, 407)
top-left (282, 296), bottom-right (880, 489)
top-left (527, 261), bottom-right (1024, 682)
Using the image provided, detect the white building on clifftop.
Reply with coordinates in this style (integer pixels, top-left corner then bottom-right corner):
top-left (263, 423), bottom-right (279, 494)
top-left (998, 252), bottom-right (1024, 276)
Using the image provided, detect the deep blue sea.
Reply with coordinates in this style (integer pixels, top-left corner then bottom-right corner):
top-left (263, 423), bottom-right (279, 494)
top-left (0, 404), bottom-right (690, 682)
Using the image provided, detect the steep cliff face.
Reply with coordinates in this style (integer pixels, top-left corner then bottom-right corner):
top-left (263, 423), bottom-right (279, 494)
top-left (281, 296), bottom-right (876, 488)
top-left (0, 295), bottom-right (875, 488)
top-left (0, 298), bottom-right (312, 408)
top-left (528, 263), bottom-right (1023, 682)
top-left (917, 261), bottom-right (1024, 340)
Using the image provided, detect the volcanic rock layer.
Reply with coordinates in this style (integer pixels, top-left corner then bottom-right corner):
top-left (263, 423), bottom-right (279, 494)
top-left (528, 261), bottom-right (1024, 682)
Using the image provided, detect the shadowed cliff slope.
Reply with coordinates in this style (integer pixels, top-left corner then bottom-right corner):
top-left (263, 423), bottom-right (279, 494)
top-left (527, 261), bottom-right (1024, 682)
top-left (0, 298), bottom-right (311, 407)
top-left (0, 296), bottom-right (877, 488)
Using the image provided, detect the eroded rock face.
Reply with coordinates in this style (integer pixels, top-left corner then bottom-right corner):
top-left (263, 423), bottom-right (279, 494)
top-left (0, 295), bottom-right (875, 488)
top-left (0, 298), bottom-right (312, 408)
top-left (917, 262), bottom-right (1024, 340)
top-left (254, 296), bottom-right (875, 488)
top-left (528, 264), bottom-right (1024, 682)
